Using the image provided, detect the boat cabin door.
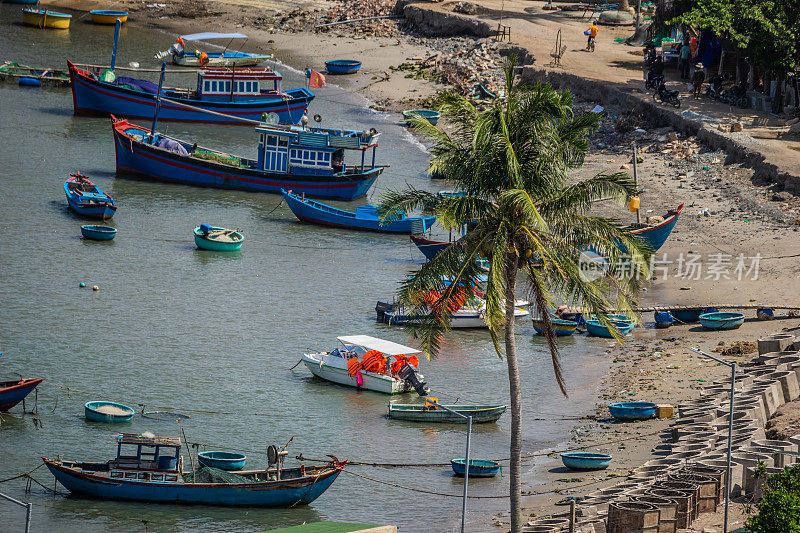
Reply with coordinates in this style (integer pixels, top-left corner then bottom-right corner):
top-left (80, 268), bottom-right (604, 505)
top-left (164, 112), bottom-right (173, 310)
top-left (263, 134), bottom-right (289, 173)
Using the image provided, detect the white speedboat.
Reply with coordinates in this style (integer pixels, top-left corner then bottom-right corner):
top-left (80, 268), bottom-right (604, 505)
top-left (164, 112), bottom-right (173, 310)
top-left (384, 302), bottom-right (529, 328)
top-left (302, 335), bottom-right (428, 395)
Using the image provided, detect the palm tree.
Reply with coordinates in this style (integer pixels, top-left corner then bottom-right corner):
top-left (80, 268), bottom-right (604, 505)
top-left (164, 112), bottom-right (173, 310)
top-left (380, 61), bottom-right (651, 532)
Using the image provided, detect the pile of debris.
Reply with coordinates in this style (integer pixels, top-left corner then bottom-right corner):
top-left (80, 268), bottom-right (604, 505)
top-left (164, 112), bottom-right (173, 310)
top-left (315, 0), bottom-right (399, 37)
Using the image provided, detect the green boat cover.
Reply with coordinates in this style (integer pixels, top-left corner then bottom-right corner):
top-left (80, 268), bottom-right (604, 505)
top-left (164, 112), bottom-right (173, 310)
top-left (182, 465), bottom-right (258, 484)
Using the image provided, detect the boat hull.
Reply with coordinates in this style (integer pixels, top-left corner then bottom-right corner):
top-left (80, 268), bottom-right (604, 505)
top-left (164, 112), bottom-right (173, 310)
top-left (609, 401), bottom-right (657, 421)
top-left (387, 307), bottom-right (528, 328)
top-left (560, 452), bottom-right (612, 471)
top-left (81, 225), bottom-right (117, 240)
top-left (301, 354), bottom-right (405, 394)
top-left (194, 227), bottom-right (244, 251)
top-left (112, 119), bottom-right (380, 200)
top-left (22, 9), bottom-right (71, 29)
top-left (531, 319), bottom-right (577, 336)
top-left (44, 460), bottom-right (341, 506)
top-left (699, 312), bottom-right (745, 330)
top-left (0, 378), bottom-right (43, 411)
top-left (68, 62), bottom-right (313, 125)
top-left (84, 401), bottom-right (134, 423)
top-left (283, 190), bottom-right (434, 233)
top-left (0, 62), bottom-right (70, 86)
top-left (388, 404), bottom-right (506, 423)
top-left (630, 204), bottom-right (683, 251)
top-left (90, 11), bottom-right (128, 24)
top-left (325, 60), bottom-right (362, 74)
top-left (67, 198), bottom-right (116, 220)
top-left (585, 319), bottom-right (635, 338)
top-left (410, 235), bottom-right (449, 260)
top-left (450, 459), bottom-right (500, 478)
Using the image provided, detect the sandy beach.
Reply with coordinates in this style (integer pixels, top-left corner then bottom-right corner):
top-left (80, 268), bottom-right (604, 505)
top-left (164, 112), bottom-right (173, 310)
top-left (28, 0), bottom-right (800, 530)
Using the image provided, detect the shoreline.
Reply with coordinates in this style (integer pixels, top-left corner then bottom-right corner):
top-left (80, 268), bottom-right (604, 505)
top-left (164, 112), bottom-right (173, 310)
top-left (20, 1), bottom-right (800, 530)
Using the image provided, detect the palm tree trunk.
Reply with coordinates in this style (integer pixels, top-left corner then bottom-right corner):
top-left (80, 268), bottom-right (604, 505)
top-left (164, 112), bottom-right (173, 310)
top-left (504, 261), bottom-right (522, 532)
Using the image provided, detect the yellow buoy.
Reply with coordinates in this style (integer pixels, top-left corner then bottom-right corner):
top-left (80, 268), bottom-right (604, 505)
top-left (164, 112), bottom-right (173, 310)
top-left (628, 196), bottom-right (640, 212)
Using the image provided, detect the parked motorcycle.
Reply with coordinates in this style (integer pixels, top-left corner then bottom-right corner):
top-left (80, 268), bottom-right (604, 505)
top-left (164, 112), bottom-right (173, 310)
top-left (705, 75), bottom-right (724, 100)
top-left (645, 72), bottom-right (664, 91)
top-left (720, 83), bottom-right (750, 108)
top-left (653, 78), bottom-right (681, 107)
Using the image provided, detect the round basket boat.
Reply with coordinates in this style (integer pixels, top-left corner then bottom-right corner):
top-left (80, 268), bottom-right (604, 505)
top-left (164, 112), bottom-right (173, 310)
top-left (402, 109), bottom-right (440, 126)
top-left (90, 10), bottom-right (128, 24)
top-left (699, 311), bottom-right (745, 330)
top-left (197, 451), bottom-right (247, 471)
top-left (609, 401), bottom-right (657, 421)
top-left (193, 225), bottom-right (243, 252)
top-left (81, 225), bottom-right (117, 241)
top-left (450, 458), bottom-right (500, 477)
top-left (85, 401), bottom-right (134, 423)
top-left (324, 59), bottom-right (362, 74)
top-left (561, 452), bottom-right (612, 470)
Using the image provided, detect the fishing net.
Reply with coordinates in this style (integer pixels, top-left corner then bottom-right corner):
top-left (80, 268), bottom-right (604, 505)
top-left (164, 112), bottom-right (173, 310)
top-left (192, 149), bottom-right (241, 167)
top-left (183, 466), bottom-right (258, 484)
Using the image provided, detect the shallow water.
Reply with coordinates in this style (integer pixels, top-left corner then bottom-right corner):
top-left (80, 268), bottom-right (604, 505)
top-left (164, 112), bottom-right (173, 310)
top-left (0, 7), bottom-right (613, 532)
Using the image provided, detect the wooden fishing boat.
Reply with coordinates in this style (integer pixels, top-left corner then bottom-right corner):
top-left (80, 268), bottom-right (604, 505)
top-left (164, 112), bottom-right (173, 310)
top-left (402, 109), bottom-right (440, 126)
top-left (112, 117), bottom-right (383, 200)
top-left (584, 317), bottom-right (635, 338)
top-left (0, 378), bottom-right (43, 411)
top-left (608, 401), bottom-right (657, 421)
top-left (699, 311), bottom-right (745, 330)
top-left (451, 459), bottom-right (500, 478)
top-left (325, 60), bottom-right (362, 74)
top-left (410, 234), bottom-right (449, 261)
top-left (302, 335), bottom-right (428, 395)
top-left (68, 62), bottom-right (312, 125)
top-left (532, 317), bottom-right (578, 336)
top-left (81, 225), bottom-right (117, 241)
top-left (194, 224), bottom-right (244, 251)
top-left (44, 432), bottom-right (344, 506)
top-left (157, 33), bottom-right (272, 67)
top-left (282, 189), bottom-right (435, 233)
top-left (629, 204), bottom-right (683, 251)
top-left (384, 303), bottom-right (529, 328)
top-left (197, 451), bottom-right (246, 471)
top-left (560, 452), bottom-right (612, 470)
top-left (85, 401), bottom-right (134, 423)
top-left (388, 403), bottom-right (506, 423)
top-left (0, 61), bottom-right (70, 86)
top-left (64, 173), bottom-right (117, 220)
top-left (22, 8), bottom-right (71, 29)
top-left (90, 10), bottom-right (128, 24)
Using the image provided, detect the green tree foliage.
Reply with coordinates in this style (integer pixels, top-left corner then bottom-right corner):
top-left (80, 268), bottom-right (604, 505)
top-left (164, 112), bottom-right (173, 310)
top-left (746, 463), bottom-right (800, 533)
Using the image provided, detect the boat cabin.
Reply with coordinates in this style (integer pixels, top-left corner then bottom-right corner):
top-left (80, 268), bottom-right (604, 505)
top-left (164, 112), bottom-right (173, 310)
top-left (197, 68), bottom-right (282, 101)
top-left (110, 433), bottom-right (182, 473)
top-left (255, 124), bottom-right (380, 176)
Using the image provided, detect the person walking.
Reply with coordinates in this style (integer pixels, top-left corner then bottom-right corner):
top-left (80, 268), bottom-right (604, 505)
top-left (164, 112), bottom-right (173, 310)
top-left (678, 41), bottom-right (691, 79)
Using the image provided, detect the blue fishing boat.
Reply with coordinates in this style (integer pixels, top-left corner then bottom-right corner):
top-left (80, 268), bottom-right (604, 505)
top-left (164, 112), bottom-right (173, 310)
top-left (560, 452), bottom-right (612, 470)
top-left (282, 189), bottom-right (435, 233)
top-left (159, 33), bottom-right (272, 67)
top-left (85, 401), bottom-right (135, 423)
top-left (450, 459), bottom-right (500, 478)
top-left (410, 234), bottom-right (449, 260)
top-left (112, 116), bottom-right (383, 200)
top-left (0, 378), bottom-right (43, 411)
top-left (44, 433), bottom-right (345, 506)
top-left (629, 204), bottom-right (683, 251)
top-left (699, 311), bottom-right (745, 330)
top-left (68, 62), bottom-right (313, 125)
top-left (64, 173), bottom-right (117, 220)
top-left (388, 403), bottom-right (506, 423)
top-left (532, 317), bottom-right (578, 336)
top-left (325, 60), bottom-right (362, 74)
top-left (585, 317), bottom-right (635, 338)
top-left (197, 451), bottom-right (246, 471)
top-left (81, 225), bottom-right (117, 241)
top-left (609, 401), bottom-right (657, 421)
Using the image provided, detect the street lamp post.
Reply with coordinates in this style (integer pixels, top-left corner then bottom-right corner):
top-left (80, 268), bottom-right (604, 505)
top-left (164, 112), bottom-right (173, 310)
top-left (691, 347), bottom-right (736, 533)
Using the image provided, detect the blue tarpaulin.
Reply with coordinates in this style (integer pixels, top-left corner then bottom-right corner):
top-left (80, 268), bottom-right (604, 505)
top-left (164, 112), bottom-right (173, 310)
top-left (115, 76), bottom-right (159, 94)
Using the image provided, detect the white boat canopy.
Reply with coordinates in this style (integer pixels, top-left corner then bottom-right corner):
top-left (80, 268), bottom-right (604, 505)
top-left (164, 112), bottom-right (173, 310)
top-left (337, 335), bottom-right (421, 356)
top-left (180, 32), bottom-right (249, 41)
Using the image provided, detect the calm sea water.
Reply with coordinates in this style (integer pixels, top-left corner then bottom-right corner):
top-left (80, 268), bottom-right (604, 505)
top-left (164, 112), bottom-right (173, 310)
top-left (0, 7), bottom-right (613, 532)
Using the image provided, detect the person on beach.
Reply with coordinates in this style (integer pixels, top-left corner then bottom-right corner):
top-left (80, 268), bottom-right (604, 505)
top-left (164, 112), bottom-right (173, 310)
top-left (585, 21), bottom-right (598, 52)
top-left (692, 65), bottom-right (706, 98)
top-left (678, 42), bottom-right (691, 80)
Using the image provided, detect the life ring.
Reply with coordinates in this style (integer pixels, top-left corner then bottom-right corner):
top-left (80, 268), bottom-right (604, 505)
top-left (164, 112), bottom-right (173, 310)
top-left (199, 52), bottom-right (209, 66)
top-left (313, 114), bottom-right (322, 123)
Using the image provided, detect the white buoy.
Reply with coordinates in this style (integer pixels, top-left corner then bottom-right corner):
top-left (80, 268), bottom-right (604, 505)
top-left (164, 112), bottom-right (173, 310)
top-left (129, 61), bottom-right (140, 68)
top-left (92, 285), bottom-right (99, 291)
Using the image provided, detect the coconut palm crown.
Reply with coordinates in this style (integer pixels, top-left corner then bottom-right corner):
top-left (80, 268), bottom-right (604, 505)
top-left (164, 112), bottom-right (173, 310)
top-left (379, 60), bottom-right (652, 532)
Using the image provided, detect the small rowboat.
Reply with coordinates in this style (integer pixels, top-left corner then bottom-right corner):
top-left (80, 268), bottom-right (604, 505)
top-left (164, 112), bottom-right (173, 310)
top-left (560, 452), bottom-right (612, 470)
top-left (282, 189), bottom-right (435, 233)
top-left (64, 173), bottom-right (117, 220)
top-left (0, 62), bottom-right (70, 86)
top-left (197, 451), bottom-right (247, 471)
top-left (532, 317), bottom-right (578, 336)
top-left (0, 378), bottom-right (43, 411)
top-left (325, 60), bottom-right (362, 74)
top-left (609, 401), bottom-right (657, 421)
top-left (194, 224), bottom-right (244, 252)
top-left (699, 311), bottom-right (745, 330)
top-left (451, 459), bottom-right (500, 478)
top-left (84, 401), bottom-right (135, 423)
top-left (22, 8), bottom-right (72, 29)
top-left (90, 10), bottom-right (128, 24)
top-left (585, 318), bottom-right (635, 338)
top-left (81, 225), bottom-right (117, 241)
top-left (402, 109), bottom-right (440, 126)
top-left (388, 403), bottom-right (507, 423)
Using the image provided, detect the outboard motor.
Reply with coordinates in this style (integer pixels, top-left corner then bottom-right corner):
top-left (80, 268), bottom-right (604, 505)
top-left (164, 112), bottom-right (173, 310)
top-left (397, 363), bottom-right (429, 396)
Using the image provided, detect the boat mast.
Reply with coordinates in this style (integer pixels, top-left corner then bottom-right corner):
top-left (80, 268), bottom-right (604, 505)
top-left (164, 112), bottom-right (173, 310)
top-left (110, 19), bottom-right (121, 70)
top-left (150, 62), bottom-right (167, 140)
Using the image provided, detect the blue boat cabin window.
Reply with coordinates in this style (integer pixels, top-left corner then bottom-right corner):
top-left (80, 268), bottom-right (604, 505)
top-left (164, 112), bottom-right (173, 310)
top-left (138, 473), bottom-right (149, 480)
top-left (125, 472), bottom-right (137, 479)
top-left (166, 475), bottom-right (178, 481)
top-left (111, 472), bottom-right (123, 479)
top-left (152, 473), bottom-right (164, 481)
